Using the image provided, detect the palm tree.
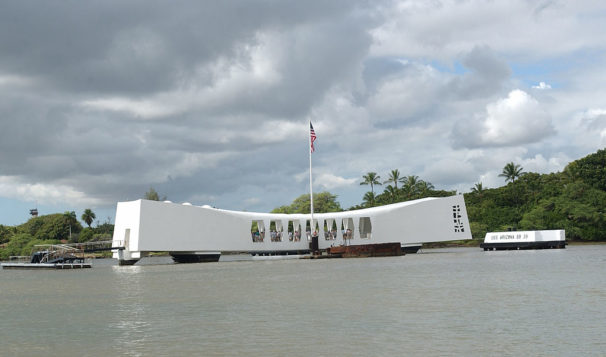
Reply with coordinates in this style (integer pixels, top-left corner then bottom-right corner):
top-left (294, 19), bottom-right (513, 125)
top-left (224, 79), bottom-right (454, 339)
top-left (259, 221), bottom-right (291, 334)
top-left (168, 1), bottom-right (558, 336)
top-left (404, 175), bottom-right (419, 187)
top-left (499, 162), bottom-right (523, 183)
top-left (81, 209), bottom-right (96, 228)
top-left (384, 169), bottom-right (402, 189)
top-left (360, 172), bottom-right (382, 196)
top-left (417, 180), bottom-right (434, 196)
top-left (471, 182), bottom-right (485, 195)
top-left (64, 211), bottom-right (77, 220)
top-left (402, 175), bottom-right (420, 198)
top-left (63, 211), bottom-right (78, 241)
top-left (362, 191), bottom-right (377, 207)
top-left (384, 184), bottom-right (399, 203)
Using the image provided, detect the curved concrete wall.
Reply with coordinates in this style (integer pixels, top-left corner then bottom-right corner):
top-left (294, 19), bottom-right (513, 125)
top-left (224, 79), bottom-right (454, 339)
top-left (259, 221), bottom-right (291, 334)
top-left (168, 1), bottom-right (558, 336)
top-left (112, 195), bottom-right (471, 260)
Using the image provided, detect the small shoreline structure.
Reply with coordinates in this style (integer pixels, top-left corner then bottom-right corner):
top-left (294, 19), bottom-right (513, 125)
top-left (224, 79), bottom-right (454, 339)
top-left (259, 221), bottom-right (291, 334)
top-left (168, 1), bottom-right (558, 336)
top-left (1, 241), bottom-right (123, 270)
top-left (1, 244), bottom-right (92, 270)
top-left (480, 230), bottom-right (566, 251)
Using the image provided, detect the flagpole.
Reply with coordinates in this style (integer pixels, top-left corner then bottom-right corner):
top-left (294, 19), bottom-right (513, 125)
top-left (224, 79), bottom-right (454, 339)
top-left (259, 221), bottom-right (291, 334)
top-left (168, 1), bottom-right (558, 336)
top-left (309, 121), bottom-right (314, 233)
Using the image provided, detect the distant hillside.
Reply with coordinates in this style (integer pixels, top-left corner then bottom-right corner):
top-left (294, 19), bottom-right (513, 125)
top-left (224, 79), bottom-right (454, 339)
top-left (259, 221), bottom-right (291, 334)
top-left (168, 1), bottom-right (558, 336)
top-left (0, 212), bottom-right (113, 260)
top-left (464, 148), bottom-right (606, 241)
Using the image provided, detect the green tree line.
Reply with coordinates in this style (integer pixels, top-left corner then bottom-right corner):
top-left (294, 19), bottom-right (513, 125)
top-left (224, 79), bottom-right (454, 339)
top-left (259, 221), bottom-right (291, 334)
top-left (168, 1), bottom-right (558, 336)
top-left (0, 210), bottom-right (113, 260)
top-left (465, 150), bottom-right (606, 241)
top-left (0, 187), bottom-right (167, 260)
top-left (2, 149), bottom-right (605, 260)
top-left (354, 169), bottom-right (455, 209)
top-left (276, 149), bottom-right (606, 242)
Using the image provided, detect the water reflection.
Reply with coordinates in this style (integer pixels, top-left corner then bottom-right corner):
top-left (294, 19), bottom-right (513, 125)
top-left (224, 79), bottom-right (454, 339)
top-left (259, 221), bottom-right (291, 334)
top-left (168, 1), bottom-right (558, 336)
top-left (110, 266), bottom-right (150, 356)
top-left (4, 247), bottom-right (602, 356)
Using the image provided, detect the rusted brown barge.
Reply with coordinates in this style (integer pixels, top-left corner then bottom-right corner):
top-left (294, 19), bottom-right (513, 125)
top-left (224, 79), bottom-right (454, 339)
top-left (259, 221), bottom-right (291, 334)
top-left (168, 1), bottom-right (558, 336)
top-left (326, 242), bottom-right (403, 258)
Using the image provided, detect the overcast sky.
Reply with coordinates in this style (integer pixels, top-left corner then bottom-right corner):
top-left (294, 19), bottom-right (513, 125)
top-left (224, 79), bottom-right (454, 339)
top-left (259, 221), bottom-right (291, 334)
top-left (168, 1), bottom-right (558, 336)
top-left (1, 0), bottom-right (606, 226)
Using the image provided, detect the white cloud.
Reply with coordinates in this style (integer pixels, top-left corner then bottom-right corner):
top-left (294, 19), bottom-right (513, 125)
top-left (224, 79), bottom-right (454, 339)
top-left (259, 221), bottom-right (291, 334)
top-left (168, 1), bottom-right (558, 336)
top-left (0, 176), bottom-right (102, 206)
top-left (370, 0), bottom-right (605, 60)
top-left (478, 171), bottom-right (503, 190)
top-left (314, 173), bottom-right (357, 190)
top-left (532, 81), bottom-right (551, 90)
top-left (574, 108), bottom-right (606, 147)
top-left (579, 108), bottom-right (606, 124)
top-left (484, 90), bottom-right (553, 143)
top-left (0, 73), bottom-right (34, 88)
top-left (521, 153), bottom-right (568, 174)
top-left (453, 90), bottom-right (555, 148)
top-left (81, 97), bottom-right (178, 119)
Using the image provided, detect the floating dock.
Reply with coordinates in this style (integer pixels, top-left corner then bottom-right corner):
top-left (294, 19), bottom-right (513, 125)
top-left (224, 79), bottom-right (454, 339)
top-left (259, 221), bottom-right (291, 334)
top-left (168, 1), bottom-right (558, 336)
top-left (480, 230), bottom-right (566, 251)
top-left (1, 244), bottom-right (93, 270)
top-left (1, 262), bottom-right (92, 270)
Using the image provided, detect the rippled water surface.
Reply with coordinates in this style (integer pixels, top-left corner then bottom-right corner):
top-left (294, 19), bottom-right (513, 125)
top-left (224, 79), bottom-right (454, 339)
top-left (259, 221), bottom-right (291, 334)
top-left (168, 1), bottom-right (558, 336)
top-left (1, 245), bottom-right (605, 356)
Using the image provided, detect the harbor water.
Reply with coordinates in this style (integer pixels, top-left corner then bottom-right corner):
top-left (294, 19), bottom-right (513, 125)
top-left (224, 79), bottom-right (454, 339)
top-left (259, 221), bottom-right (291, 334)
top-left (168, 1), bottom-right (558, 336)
top-left (1, 245), bottom-right (605, 356)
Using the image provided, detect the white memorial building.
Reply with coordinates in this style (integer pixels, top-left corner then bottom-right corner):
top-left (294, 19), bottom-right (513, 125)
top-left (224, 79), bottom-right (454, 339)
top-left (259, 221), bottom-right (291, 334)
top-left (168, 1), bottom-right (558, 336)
top-left (112, 195), bottom-right (471, 265)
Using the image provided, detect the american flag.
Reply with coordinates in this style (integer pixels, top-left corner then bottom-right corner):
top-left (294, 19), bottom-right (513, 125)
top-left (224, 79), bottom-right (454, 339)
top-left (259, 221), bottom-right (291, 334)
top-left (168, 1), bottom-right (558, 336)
top-left (310, 122), bottom-right (317, 153)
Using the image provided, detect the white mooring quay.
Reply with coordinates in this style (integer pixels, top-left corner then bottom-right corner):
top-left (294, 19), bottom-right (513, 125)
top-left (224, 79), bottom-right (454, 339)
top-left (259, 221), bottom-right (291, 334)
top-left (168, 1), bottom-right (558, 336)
top-left (112, 195), bottom-right (471, 265)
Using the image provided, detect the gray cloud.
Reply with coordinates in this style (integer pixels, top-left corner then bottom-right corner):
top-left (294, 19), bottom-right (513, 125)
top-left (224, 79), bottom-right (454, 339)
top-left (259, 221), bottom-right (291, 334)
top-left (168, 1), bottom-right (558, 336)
top-left (446, 45), bottom-right (511, 100)
top-left (1, 1), bottom-right (368, 97)
top-left (1, 0), bottom-right (606, 223)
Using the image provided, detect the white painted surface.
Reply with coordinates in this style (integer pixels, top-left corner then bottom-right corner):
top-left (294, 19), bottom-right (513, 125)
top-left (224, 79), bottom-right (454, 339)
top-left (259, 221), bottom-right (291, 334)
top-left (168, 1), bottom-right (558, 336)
top-left (483, 230), bottom-right (565, 244)
top-left (112, 195), bottom-right (471, 259)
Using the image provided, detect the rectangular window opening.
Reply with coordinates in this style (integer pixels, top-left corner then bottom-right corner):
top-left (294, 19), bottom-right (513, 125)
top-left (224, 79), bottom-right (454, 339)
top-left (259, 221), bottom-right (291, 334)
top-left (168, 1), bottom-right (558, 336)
top-left (359, 217), bottom-right (372, 239)
top-left (251, 220), bottom-right (265, 243)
